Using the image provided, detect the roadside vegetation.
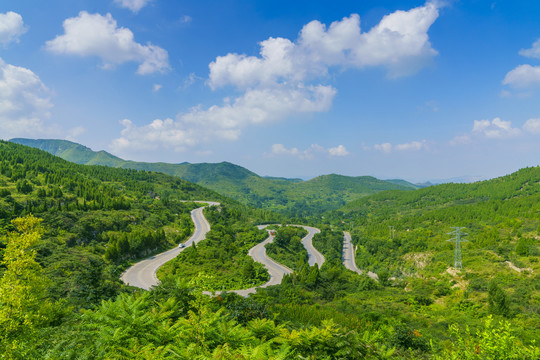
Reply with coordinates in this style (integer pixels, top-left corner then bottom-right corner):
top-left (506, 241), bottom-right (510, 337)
top-left (158, 204), bottom-right (270, 291)
top-left (1, 141), bottom-right (539, 359)
top-left (265, 225), bottom-right (308, 270)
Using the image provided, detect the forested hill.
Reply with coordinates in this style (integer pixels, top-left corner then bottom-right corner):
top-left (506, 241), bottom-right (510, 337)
top-left (0, 140), bottom-right (282, 299)
top-left (0, 140), bottom-right (230, 304)
top-left (341, 166), bottom-right (540, 216)
top-left (337, 166), bottom-right (540, 257)
top-left (10, 138), bottom-right (418, 215)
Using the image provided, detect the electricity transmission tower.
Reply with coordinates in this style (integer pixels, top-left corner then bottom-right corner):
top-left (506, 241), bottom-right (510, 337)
top-left (389, 226), bottom-right (395, 240)
top-left (447, 227), bottom-right (468, 269)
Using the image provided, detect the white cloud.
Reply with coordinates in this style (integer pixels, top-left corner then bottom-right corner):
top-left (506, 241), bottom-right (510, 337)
top-left (271, 143), bottom-right (300, 156)
top-left (374, 143), bottom-right (393, 153)
top-left (66, 126), bottom-right (86, 141)
top-left (114, 0), bottom-right (152, 13)
top-left (209, 2), bottom-right (439, 89)
top-left (504, 38), bottom-right (540, 88)
top-left (0, 58), bottom-right (55, 139)
top-left (519, 38), bottom-right (540, 59)
top-left (269, 143), bottom-right (349, 160)
top-left (374, 140), bottom-right (429, 153)
top-left (472, 117), bottom-right (521, 138)
top-left (112, 84), bottom-right (336, 153)
top-left (503, 64), bottom-right (540, 88)
top-left (111, 2), bottom-right (439, 154)
top-left (45, 12), bottom-right (169, 75)
top-left (152, 84), bottom-right (162, 92)
top-left (523, 118), bottom-right (540, 134)
top-left (328, 144), bottom-right (350, 156)
top-left (395, 141), bottom-right (426, 151)
top-left (0, 11), bottom-right (27, 46)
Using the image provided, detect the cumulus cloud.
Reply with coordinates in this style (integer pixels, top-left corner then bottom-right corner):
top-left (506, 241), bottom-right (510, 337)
top-left (269, 143), bottom-right (349, 160)
top-left (523, 118), bottom-right (540, 134)
top-left (111, 2), bottom-right (440, 153)
top-left (504, 38), bottom-right (540, 88)
top-left (328, 144), bottom-right (350, 156)
top-left (519, 39), bottom-right (540, 59)
top-left (0, 57), bottom-right (55, 139)
top-left (472, 117), bottom-right (521, 138)
top-left (373, 143), bottom-right (393, 154)
top-left (0, 11), bottom-right (27, 46)
top-left (152, 84), bottom-right (162, 92)
top-left (114, 0), bottom-right (152, 13)
top-left (271, 143), bottom-right (300, 157)
top-left (209, 2), bottom-right (439, 89)
top-left (45, 12), bottom-right (169, 74)
top-left (111, 84), bottom-right (336, 152)
top-left (374, 140), bottom-right (429, 153)
top-left (451, 117), bottom-right (527, 145)
top-left (503, 64), bottom-right (540, 88)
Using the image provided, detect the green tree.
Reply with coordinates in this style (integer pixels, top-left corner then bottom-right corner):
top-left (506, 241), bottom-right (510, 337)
top-left (0, 215), bottom-right (52, 353)
top-left (15, 179), bottom-right (33, 194)
top-left (435, 316), bottom-right (540, 359)
top-left (488, 280), bottom-right (510, 318)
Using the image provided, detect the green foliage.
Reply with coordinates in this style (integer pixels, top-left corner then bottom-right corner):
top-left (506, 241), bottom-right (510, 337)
top-left (488, 280), bottom-right (510, 317)
top-left (0, 141), bottom-right (225, 308)
top-left (0, 215), bottom-right (68, 357)
top-left (266, 225), bottom-right (308, 270)
top-left (435, 316), bottom-right (540, 359)
top-left (2, 141), bottom-right (540, 358)
top-left (0, 216), bottom-right (47, 337)
top-left (11, 138), bottom-right (416, 216)
top-left (391, 324), bottom-right (430, 352)
top-left (27, 284), bottom-right (392, 359)
top-left (312, 225), bottom-right (344, 267)
top-left (158, 204), bottom-right (270, 291)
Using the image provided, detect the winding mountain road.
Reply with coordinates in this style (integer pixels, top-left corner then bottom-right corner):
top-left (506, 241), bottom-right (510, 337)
top-left (229, 225), bottom-right (324, 296)
top-left (230, 226), bottom-right (294, 297)
top-left (343, 231), bottom-right (378, 280)
top-left (121, 202), bottom-right (326, 295)
top-left (120, 201), bottom-right (218, 290)
top-left (298, 225), bottom-right (325, 267)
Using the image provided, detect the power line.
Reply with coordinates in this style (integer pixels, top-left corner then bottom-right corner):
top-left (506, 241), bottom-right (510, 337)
top-left (447, 227), bottom-right (468, 269)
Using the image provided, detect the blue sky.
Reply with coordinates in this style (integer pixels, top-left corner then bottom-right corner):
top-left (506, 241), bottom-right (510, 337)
top-left (1, 0), bottom-right (540, 182)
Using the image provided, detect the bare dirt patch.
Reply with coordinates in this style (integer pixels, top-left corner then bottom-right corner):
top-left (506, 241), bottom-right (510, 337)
top-left (505, 260), bottom-right (533, 274)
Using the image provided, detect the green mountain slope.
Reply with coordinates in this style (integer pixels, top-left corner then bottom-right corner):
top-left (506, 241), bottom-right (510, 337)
top-left (0, 140), bottom-right (224, 308)
top-left (10, 138), bottom-right (417, 215)
top-left (385, 178), bottom-right (421, 189)
top-left (0, 141), bottom-right (283, 304)
top-left (2, 141), bottom-right (539, 358)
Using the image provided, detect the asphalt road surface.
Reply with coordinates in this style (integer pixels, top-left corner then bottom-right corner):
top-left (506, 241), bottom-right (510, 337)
top-left (120, 202), bottom-right (218, 290)
top-left (121, 207), bottom-right (326, 295)
top-left (343, 231), bottom-right (378, 280)
top-left (221, 224), bottom-right (325, 297)
top-left (297, 225), bottom-right (325, 267)
top-left (230, 227), bottom-right (294, 297)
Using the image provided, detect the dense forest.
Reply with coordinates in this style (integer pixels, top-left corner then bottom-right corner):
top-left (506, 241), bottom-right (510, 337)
top-left (11, 138), bottom-right (417, 217)
top-left (1, 141), bottom-right (539, 359)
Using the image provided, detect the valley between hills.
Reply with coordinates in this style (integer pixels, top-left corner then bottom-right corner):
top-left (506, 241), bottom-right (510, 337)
top-left (0, 139), bottom-right (539, 359)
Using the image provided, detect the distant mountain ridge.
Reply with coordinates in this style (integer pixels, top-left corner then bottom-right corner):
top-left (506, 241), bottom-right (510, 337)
top-left (10, 138), bottom-right (419, 215)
